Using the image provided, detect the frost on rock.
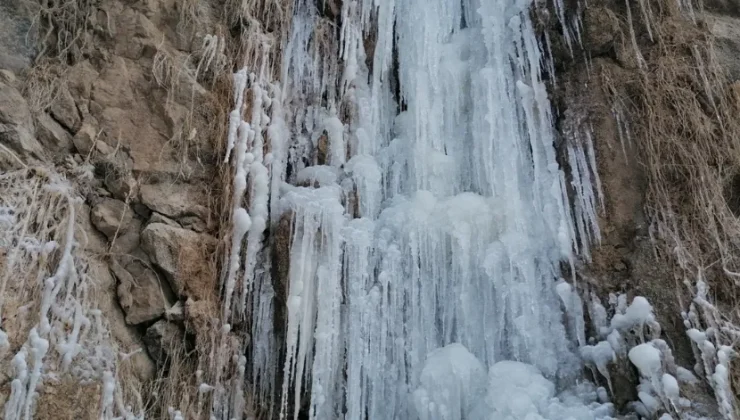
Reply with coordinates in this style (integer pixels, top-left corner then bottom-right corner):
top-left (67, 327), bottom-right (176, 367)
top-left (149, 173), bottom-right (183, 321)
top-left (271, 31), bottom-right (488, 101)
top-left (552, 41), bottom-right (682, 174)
top-left (0, 169), bottom-right (144, 420)
top-left (579, 291), bottom-right (730, 419)
top-left (681, 275), bottom-right (740, 419)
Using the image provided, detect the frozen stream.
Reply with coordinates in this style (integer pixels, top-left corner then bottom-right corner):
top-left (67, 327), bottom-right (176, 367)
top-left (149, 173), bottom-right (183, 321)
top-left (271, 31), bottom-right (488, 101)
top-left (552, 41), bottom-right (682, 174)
top-left (224, 0), bottom-right (608, 418)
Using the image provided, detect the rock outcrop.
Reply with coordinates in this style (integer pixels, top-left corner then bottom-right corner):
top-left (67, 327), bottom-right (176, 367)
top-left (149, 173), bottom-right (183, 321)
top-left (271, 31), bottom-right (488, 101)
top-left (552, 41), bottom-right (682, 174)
top-left (91, 198), bottom-right (133, 239)
top-left (0, 0), bottom-right (228, 417)
top-left (141, 222), bottom-right (217, 298)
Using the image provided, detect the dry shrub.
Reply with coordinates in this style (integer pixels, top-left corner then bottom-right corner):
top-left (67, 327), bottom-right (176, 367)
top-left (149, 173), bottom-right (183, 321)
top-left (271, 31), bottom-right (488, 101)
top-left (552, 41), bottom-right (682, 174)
top-left (606, 5), bottom-right (740, 296)
top-left (177, 239), bottom-right (218, 302)
top-left (21, 0), bottom-right (99, 62)
top-left (0, 168), bottom-right (147, 418)
top-left (602, 0), bottom-right (740, 411)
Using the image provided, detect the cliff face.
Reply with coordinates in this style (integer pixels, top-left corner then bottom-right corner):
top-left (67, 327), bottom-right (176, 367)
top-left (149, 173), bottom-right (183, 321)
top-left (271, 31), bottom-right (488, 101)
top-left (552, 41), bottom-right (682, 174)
top-left (1, 0), bottom-right (740, 418)
top-left (552, 0), bottom-right (740, 414)
top-left (0, 0), bottom-right (238, 417)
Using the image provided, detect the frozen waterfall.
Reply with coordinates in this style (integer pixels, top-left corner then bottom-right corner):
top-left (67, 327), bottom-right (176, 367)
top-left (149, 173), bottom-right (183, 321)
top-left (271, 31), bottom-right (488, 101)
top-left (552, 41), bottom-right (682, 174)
top-left (222, 0), bottom-right (607, 419)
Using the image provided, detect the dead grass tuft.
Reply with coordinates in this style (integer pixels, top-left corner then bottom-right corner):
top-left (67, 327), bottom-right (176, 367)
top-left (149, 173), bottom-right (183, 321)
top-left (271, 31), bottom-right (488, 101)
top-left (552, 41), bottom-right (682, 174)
top-left (22, 0), bottom-right (99, 63)
top-left (601, 0), bottom-right (740, 412)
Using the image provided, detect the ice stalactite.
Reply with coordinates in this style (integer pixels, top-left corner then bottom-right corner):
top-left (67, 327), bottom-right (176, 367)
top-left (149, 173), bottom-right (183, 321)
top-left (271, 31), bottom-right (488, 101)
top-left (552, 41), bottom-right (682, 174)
top-left (219, 0), bottom-right (611, 419)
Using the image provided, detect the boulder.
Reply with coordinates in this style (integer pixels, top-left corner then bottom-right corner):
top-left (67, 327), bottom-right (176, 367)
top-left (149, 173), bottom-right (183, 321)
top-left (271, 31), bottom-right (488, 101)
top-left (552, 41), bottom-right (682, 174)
top-left (0, 81), bottom-right (43, 159)
top-left (35, 113), bottom-right (74, 154)
top-left (139, 183), bottom-right (209, 220)
top-left (49, 85), bottom-right (82, 133)
top-left (149, 212), bottom-right (180, 227)
top-left (0, 1), bottom-right (36, 72)
top-left (141, 223), bottom-right (216, 297)
top-left (72, 122), bottom-right (98, 155)
top-left (143, 320), bottom-right (184, 364)
top-left (111, 256), bottom-right (175, 325)
top-left (91, 198), bottom-right (134, 239)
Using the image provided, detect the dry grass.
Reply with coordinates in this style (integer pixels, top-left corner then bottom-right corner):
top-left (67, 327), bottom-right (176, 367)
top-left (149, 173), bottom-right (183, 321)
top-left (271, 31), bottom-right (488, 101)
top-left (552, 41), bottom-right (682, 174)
top-left (0, 168), bottom-right (147, 418)
top-left (600, 0), bottom-right (740, 412)
top-left (21, 0), bottom-right (99, 62)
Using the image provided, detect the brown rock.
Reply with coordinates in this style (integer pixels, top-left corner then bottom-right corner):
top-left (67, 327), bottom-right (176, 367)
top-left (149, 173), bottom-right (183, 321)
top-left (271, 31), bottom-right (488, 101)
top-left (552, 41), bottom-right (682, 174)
top-left (141, 223), bottom-right (217, 296)
top-left (49, 85), bottom-right (82, 133)
top-left (139, 183), bottom-right (209, 220)
top-left (72, 122), bottom-right (98, 155)
top-left (0, 80), bottom-right (43, 159)
top-left (149, 212), bottom-right (180, 227)
top-left (91, 198), bottom-right (134, 239)
top-left (35, 113), bottom-right (74, 154)
top-left (143, 320), bottom-right (185, 364)
top-left (111, 256), bottom-right (175, 325)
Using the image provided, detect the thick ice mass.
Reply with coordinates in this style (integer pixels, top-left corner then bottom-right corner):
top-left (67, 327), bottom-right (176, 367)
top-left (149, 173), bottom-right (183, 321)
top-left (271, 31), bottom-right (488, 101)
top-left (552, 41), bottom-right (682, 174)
top-left (220, 0), bottom-right (610, 418)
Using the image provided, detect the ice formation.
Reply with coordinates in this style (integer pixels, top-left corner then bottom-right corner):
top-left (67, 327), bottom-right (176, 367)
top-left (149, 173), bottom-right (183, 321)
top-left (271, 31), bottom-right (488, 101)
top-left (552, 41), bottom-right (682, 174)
top-left (0, 170), bottom-right (145, 420)
top-left (215, 0), bottom-right (619, 418)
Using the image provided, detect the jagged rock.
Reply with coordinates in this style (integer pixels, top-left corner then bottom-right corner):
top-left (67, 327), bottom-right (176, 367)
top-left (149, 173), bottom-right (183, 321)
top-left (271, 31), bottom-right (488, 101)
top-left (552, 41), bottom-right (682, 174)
top-left (49, 85), bottom-right (82, 133)
top-left (88, 259), bottom-right (155, 382)
top-left (149, 212), bottom-right (180, 227)
top-left (36, 113), bottom-right (75, 154)
top-left (0, 80), bottom-right (43, 159)
top-left (143, 320), bottom-right (185, 364)
top-left (0, 1), bottom-right (36, 72)
top-left (91, 198), bottom-right (134, 239)
top-left (73, 122), bottom-right (98, 155)
top-left (111, 256), bottom-right (175, 325)
top-left (179, 215), bottom-right (208, 232)
top-left (139, 183), bottom-right (209, 220)
top-left (105, 172), bottom-right (137, 200)
top-left (109, 217), bottom-right (142, 254)
top-left (141, 223), bottom-right (217, 296)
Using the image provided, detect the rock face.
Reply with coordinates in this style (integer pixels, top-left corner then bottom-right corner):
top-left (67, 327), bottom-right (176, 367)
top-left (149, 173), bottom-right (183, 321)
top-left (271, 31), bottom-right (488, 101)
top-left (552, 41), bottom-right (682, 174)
top-left (143, 320), bottom-right (185, 364)
top-left (91, 198), bottom-right (134, 239)
top-left (141, 223), bottom-right (217, 297)
top-left (0, 81), bottom-right (42, 159)
top-left (139, 183), bottom-right (209, 220)
top-left (0, 1), bottom-right (36, 72)
top-left (111, 256), bottom-right (175, 325)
